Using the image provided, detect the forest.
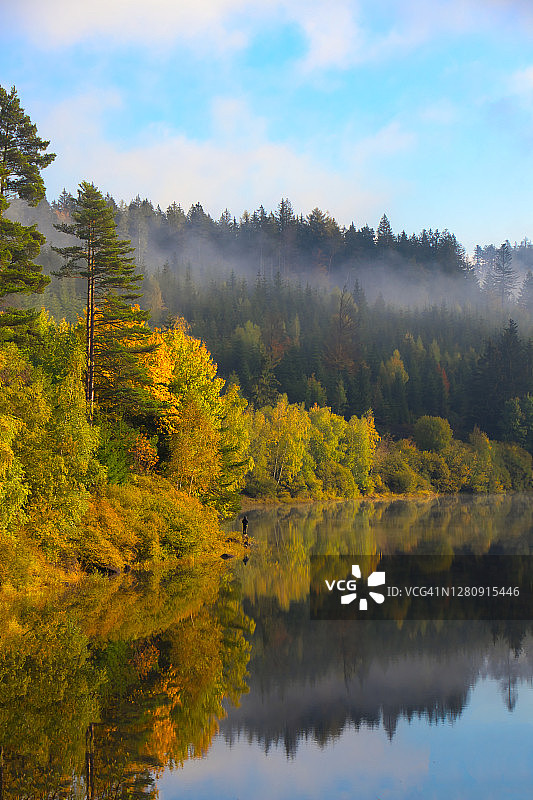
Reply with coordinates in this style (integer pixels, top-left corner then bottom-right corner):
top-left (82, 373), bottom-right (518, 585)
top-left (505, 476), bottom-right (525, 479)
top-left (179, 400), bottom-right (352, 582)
top-left (2, 83), bottom-right (533, 578)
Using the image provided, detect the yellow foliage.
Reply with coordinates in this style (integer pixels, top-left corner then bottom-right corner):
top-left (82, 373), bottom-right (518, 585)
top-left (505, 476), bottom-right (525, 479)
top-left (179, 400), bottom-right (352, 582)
top-left (127, 432), bottom-right (158, 474)
top-left (143, 319), bottom-right (224, 434)
top-left (141, 321), bottom-right (250, 513)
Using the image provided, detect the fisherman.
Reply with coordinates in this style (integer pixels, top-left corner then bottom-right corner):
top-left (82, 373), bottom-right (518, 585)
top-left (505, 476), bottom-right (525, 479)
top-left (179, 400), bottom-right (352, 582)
top-left (241, 515), bottom-right (249, 537)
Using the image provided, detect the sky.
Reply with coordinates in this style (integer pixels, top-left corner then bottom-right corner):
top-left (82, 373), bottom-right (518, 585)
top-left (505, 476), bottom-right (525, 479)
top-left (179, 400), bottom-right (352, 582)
top-left (1, 0), bottom-right (533, 253)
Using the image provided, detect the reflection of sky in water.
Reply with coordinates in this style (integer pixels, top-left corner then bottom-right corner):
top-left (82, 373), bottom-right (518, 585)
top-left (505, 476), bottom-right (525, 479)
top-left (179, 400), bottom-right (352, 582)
top-left (159, 678), bottom-right (533, 799)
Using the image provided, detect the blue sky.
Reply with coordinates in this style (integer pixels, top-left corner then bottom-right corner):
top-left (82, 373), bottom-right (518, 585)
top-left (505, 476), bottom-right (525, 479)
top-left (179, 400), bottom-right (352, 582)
top-left (2, 0), bottom-right (533, 252)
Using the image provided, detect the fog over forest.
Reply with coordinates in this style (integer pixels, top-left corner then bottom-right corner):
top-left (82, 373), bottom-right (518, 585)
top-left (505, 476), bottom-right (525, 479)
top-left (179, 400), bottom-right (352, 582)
top-left (9, 188), bottom-right (533, 478)
top-left (7, 192), bottom-right (533, 311)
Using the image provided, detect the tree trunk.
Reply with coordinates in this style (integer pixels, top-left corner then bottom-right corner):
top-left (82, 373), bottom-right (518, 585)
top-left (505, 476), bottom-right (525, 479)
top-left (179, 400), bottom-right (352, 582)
top-left (0, 745), bottom-right (4, 800)
top-left (85, 724), bottom-right (94, 800)
top-left (86, 220), bottom-right (95, 417)
top-left (85, 233), bottom-right (92, 403)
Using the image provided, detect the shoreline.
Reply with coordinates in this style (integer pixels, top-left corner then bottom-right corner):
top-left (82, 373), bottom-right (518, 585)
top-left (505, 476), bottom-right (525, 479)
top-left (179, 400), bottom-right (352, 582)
top-left (238, 490), bottom-right (443, 513)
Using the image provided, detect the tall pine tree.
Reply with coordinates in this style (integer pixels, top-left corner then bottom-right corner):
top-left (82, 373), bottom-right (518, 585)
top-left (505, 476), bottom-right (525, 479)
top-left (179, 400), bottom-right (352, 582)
top-left (54, 182), bottom-right (156, 417)
top-left (0, 85), bottom-right (55, 337)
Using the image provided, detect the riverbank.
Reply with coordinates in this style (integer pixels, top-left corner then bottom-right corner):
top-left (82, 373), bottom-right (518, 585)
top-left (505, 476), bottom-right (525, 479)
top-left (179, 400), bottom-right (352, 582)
top-left (239, 489), bottom-right (443, 513)
top-left (0, 474), bottom-right (249, 592)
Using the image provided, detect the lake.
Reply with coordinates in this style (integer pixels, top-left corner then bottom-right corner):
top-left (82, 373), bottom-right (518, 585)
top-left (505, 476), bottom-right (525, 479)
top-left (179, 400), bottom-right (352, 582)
top-left (1, 495), bottom-right (533, 799)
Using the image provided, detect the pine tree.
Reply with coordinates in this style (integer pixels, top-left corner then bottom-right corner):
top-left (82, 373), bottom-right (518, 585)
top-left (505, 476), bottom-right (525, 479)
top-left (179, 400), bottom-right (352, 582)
top-left (519, 271), bottom-right (533, 313)
top-left (53, 182), bottom-right (155, 417)
top-left (0, 85), bottom-right (55, 335)
top-left (376, 214), bottom-right (394, 251)
top-left (491, 241), bottom-right (517, 307)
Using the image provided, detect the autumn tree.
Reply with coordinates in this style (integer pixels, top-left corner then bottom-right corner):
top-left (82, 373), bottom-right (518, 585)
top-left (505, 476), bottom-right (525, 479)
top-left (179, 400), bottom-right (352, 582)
top-left (143, 320), bottom-right (251, 515)
top-left (246, 395), bottom-right (310, 496)
top-left (0, 85), bottom-right (55, 336)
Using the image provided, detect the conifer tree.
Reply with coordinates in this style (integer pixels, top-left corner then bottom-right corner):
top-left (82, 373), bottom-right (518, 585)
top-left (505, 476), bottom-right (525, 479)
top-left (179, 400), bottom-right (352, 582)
top-left (54, 182), bottom-right (155, 416)
top-left (485, 241), bottom-right (517, 307)
top-left (376, 214), bottom-right (394, 251)
top-left (519, 271), bottom-right (533, 313)
top-left (0, 85), bottom-right (55, 335)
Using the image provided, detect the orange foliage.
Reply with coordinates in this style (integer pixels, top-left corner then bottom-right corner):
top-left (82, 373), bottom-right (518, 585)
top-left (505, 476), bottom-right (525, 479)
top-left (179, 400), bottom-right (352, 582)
top-left (128, 432), bottom-right (158, 474)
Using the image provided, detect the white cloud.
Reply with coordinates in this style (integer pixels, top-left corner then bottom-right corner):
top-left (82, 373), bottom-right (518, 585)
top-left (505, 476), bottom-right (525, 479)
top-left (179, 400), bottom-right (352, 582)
top-left (41, 91), bottom-right (387, 224)
top-left (350, 121), bottom-right (417, 163)
top-left (4, 0), bottom-right (256, 51)
top-left (510, 65), bottom-right (533, 96)
top-left (288, 1), bottom-right (364, 71)
top-left (5, 0), bottom-right (368, 70)
top-left (384, 0), bottom-right (533, 41)
top-left (6, 0), bottom-right (533, 73)
top-left (419, 100), bottom-right (459, 126)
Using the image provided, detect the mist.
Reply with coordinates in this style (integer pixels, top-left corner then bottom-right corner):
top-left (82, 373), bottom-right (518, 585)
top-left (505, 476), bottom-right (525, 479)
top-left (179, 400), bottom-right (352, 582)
top-left (8, 192), bottom-right (533, 319)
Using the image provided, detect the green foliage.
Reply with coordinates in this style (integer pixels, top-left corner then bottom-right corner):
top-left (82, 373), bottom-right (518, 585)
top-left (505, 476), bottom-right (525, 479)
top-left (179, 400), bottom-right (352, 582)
top-left (78, 476), bottom-right (220, 570)
top-left (501, 394), bottom-right (533, 455)
top-left (414, 415), bottom-right (453, 453)
top-left (0, 84), bottom-right (54, 335)
top-left (246, 395), bottom-right (310, 497)
top-left (372, 421), bottom-right (532, 496)
top-left (0, 413), bottom-right (28, 530)
top-left (245, 398), bottom-right (378, 499)
top-left (96, 416), bottom-right (141, 484)
top-left (416, 450), bottom-right (453, 492)
top-left (342, 412), bottom-right (380, 492)
top-left (0, 85), bottom-right (55, 205)
top-left (0, 340), bottom-right (101, 551)
top-left (492, 442), bottom-right (533, 491)
top-left (376, 442), bottom-right (424, 493)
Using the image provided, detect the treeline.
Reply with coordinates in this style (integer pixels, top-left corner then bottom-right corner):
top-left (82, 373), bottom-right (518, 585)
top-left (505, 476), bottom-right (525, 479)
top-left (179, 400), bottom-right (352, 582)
top-left (16, 188), bottom-right (533, 306)
top-left (50, 193), bottom-right (470, 280)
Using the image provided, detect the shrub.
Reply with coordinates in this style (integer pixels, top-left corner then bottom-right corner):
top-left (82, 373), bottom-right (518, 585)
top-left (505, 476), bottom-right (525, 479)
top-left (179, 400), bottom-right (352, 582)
top-left (413, 416), bottom-right (453, 453)
top-left (378, 450), bottom-right (423, 493)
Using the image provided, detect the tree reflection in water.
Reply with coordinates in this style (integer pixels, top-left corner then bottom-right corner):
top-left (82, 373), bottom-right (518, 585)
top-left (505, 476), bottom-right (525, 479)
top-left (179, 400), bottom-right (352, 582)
top-left (221, 495), bottom-right (533, 756)
top-left (2, 495), bottom-right (533, 796)
top-left (0, 563), bottom-right (254, 799)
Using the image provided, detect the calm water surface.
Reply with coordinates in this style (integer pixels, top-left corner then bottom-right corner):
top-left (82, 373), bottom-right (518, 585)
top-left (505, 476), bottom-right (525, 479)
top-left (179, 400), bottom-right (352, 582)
top-left (166, 495), bottom-right (533, 799)
top-left (2, 495), bottom-right (533, 799)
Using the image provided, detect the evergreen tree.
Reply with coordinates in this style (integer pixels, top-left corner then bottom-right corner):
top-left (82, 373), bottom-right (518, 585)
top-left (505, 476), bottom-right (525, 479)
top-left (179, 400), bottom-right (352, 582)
top-left (376, 214), bottom-right (394, 252)
top-left (0, 85), bottom-right (55, 335)
top-left (519, 270), bottom-right (533, 313)
top-left (492, 241), bottom-right (517, 307)
top-left (53, 182), bottom-right (155, 416)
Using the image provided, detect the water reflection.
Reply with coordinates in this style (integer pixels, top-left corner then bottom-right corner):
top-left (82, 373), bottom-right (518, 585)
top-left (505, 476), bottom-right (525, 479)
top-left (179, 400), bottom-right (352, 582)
top-left (2, 495), bottom-right (533, 798)
top-left (218, 495), bottom-right (533, 784)
top-left (221, 613), bottom-right (533, 753)
top-left (0, 563), bottom-right (254, 799)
